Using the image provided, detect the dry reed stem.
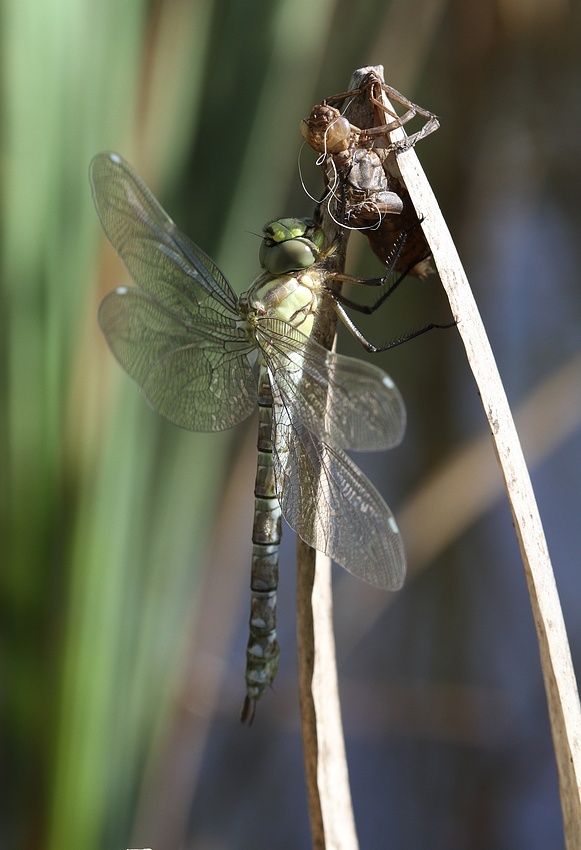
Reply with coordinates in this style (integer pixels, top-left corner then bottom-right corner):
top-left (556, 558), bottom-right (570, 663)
top-left (295, 68), bottom-right (380, 850)
top-left (368, 62), bottom-right (581, 849)
top-left (297, 543), bottom-right (358, 850)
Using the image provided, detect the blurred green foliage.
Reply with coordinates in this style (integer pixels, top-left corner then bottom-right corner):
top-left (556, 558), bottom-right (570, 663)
top-left (1, 1), bottom-right (402, 846)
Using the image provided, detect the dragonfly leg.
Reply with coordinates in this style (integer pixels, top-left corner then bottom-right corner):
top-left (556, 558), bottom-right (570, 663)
top-left (330, 295), bottom-right (455, 353)
top-left (330, 268), bottom-right (408, 316)
top-left (323, 76), bottom-right (439, 152)
top-left (362, 82), bottom-right (440, 150)
top-left (326, 226), bottom-right (424, 314)
top-left (326, 221), bottom-right (454, 354)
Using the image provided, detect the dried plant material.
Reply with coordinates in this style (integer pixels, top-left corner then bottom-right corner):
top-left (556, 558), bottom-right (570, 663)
top-left (299, 63), bottom-right (581, 850)
top-left (297, 68), bottom-right (443, 850)
top-left (363, 62), bottom-right (581, 850)
top-left (301, 71), bottom-right (438, 277)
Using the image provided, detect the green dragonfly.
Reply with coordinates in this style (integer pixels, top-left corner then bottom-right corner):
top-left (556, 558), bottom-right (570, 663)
top-left (90, 152), bottom-right (408, 722)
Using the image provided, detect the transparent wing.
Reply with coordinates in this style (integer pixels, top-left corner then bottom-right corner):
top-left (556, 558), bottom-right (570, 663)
top-left (270, 379), bottom-right (405, 590)
top-left (256, 318), bottom-right (406, 451)
top-left (90, 152), bottom-right (240, 321)
top-left (99, 287), bottom-right (256, 430)
top-left (92, 151), bottom-right (256, 430)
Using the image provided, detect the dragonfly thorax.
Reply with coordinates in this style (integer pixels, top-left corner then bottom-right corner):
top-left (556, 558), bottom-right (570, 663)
top-left (242, 269), bottom-right (322, 338)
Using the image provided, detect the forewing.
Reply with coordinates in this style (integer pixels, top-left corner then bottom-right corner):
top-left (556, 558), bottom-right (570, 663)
top-left (257, 318), bottom-right (406, 451)
top-left (270, 381), bottom-right (405, 590)
top-left (99, 287), bottom-right (256, 431)
top-left (90, 152), bottom-right (239, 322)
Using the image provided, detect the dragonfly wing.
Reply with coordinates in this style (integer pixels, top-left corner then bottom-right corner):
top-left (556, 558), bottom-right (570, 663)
top-left (90, 152), bottom-right (239, 322)
top-left (270, 380), bottom-right (406, 590)
top-left (100, 287), bottom-right (256, 430)
top-left (257, 318), bottom-right (406, 451)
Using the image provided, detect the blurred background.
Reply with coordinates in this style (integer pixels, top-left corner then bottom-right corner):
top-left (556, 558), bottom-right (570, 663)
top-left (2, 0), bottom-right (581, 847)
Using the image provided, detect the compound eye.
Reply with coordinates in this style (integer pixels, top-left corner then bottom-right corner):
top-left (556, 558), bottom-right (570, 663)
top-left (324, 116), bottom-right (351, 153)
top-left (259, 238), bottom-right (318, 274)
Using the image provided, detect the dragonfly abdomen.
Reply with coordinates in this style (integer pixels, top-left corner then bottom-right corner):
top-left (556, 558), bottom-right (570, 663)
top-left (242, 363), bottom-right (281, 723)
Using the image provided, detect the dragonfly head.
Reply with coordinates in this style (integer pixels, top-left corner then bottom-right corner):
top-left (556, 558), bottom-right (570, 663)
top-left (259, 217), bottom-right (324, 275)
top-left (300, 104), bottom-right (351, 154)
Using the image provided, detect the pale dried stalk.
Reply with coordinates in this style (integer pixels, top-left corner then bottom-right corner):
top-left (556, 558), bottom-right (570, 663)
top-left (294, 194), bottom-right (353, 847)
top-left (367, 63), bottom-right (581, 849)
top-left (296, 70), bottom-right (375, 850)
top-left (297, 543), bottom-right (358, 850)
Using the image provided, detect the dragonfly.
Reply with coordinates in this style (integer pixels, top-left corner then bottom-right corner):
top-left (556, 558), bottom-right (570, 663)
top-left (90, 152), bottom-right (409, 722)
top-left (301, 71), bottom-right (438, 277)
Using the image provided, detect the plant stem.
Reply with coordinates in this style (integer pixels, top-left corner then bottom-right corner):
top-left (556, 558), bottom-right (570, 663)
top-left (379, 64), bottom-right (581, 849)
